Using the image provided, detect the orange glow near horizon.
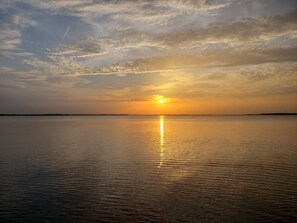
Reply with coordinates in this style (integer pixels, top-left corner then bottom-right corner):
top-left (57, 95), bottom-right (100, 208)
top-left (84, 94), bottom-right (297, 115)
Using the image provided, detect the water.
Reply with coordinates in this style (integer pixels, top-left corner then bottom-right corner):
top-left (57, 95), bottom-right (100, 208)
top-left (0, 116), bottom-right (296, 222)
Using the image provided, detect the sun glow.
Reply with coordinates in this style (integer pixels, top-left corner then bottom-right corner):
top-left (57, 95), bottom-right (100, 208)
top-left (154, 95), bottom-right (170, 104)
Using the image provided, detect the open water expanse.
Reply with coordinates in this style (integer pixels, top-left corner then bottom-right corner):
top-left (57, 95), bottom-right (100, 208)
top-left (0, 116), bottom-right (296, 222)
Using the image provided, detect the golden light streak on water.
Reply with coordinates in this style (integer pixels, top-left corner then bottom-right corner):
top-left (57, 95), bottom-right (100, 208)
top-left (158, 115), bottom-right (165, 168)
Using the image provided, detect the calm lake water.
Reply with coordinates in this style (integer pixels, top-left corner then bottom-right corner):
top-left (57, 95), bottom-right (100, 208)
top-left (0, 116), bottom-right (296, 222)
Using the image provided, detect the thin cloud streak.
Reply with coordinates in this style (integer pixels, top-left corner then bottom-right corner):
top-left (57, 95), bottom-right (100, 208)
top-left (62, 25), bottom-right (71, 40)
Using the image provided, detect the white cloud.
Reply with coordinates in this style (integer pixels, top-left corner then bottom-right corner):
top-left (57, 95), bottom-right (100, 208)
top-left (0, 29), bottom-right (22, 50)
top-left (0, 6), bottom-right (38, 58)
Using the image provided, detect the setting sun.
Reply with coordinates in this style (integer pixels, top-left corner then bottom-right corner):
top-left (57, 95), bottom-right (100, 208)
top-left (159, 99), bottom-right (165, 104)
top-left (154, 95), bottom-right (170, 104)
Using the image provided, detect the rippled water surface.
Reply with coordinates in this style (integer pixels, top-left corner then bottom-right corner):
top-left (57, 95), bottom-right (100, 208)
top-left (0, 116), bottom-right (297, 222)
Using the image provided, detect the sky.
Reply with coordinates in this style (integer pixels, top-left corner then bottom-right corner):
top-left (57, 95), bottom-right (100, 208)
top-left (0, 0), bottom-right (297, 114)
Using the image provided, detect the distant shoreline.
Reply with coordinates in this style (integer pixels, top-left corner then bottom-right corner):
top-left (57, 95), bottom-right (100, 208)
top-left (0, 113), bottom-right (296, 116)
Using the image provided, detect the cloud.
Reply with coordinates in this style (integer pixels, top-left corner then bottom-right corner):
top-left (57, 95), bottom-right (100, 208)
top-left (2, 0), bottom-right (296, 75)
top-left (0, 5), bottom-right (38, 58)
top-left (41, 47), bottom-right (297, 77)
top-left (0, 29), bottom-right (22, 50)
top-left (157, 10), bottom-right (297, 47)
top-left (31, 4), bottom-right (295, 77)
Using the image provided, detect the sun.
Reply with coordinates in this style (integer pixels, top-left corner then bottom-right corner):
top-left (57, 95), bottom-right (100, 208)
top-left (154, 95), bottom-right (169, 104)
top-left (159, 99), bottom-right (165, 104)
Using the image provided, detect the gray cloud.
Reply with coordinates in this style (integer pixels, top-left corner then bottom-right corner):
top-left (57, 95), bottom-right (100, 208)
top-left (49, 47), bottom-right (296, 76)
top-left (0, 8), bottom-right (38, 57)
top-left (37, 6), bottom-right (296, 77)
top-left (157, 10), bottom-right (297, 46)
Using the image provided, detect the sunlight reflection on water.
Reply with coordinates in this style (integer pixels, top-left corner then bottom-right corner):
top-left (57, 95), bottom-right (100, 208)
top-left (158, 116), bottom-right (165, 168)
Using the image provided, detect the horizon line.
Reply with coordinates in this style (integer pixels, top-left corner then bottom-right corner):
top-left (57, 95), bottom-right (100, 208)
top-left (0, 113), bottom-right (296, 116)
